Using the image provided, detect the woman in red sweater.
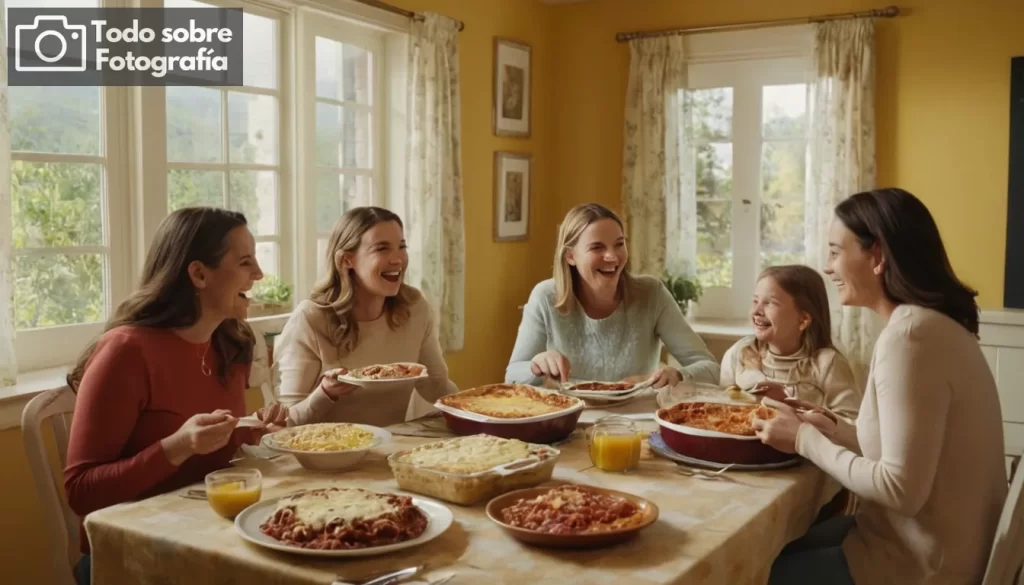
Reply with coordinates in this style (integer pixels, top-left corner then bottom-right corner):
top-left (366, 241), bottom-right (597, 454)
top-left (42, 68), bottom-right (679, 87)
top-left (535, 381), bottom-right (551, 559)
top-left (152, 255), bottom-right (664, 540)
top-left (63, 207), bottom-right (285, 585)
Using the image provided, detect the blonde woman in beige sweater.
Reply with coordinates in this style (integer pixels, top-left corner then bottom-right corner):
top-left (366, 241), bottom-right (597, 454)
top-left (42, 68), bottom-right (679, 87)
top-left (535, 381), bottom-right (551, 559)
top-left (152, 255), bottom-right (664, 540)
top-left (272, 207), bottom-right (456, 427)
top-left (720, 264), bottom-right (860, 423)
top-left (755, 189), bottom-right (1006, 585)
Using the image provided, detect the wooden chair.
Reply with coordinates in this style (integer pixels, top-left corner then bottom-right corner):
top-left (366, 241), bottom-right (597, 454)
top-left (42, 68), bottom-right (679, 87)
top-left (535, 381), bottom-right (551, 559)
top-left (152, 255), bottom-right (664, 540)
top-left (981, 450), bottom-right (1024, 585)
top-left (21, 387), bottom-right (79, 585)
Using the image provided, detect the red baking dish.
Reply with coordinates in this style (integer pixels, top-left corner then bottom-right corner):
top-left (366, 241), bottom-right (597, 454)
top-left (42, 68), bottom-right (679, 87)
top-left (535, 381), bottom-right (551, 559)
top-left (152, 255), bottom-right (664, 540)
top-left (654, 401), bottom-right (794, 465)
top-left (435, 385), bottom-right (585, 444)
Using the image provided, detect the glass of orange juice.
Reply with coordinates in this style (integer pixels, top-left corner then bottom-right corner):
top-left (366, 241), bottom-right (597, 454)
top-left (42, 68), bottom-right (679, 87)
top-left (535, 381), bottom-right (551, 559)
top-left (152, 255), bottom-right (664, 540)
top-left (587, 415), bottom-right (642, 473)
top-left (205, 468), bottom-right (262, 519)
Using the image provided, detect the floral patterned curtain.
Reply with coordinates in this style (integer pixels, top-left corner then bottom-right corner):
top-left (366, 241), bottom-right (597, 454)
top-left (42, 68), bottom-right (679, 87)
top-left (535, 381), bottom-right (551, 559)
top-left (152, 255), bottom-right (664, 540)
top-left (404, 13), bottom-right (465, 351)
top-left (805, 19), bottom-right (883, 385)
top-left (0, 4), bottom-right (17, 387)
top-left (621, 36), bottom-right (696, 279)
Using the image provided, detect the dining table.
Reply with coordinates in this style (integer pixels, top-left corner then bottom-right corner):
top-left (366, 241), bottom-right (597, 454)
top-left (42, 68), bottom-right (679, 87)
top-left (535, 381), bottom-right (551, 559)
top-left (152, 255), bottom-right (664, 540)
top-left (83, 413), bottom-right (840, 585)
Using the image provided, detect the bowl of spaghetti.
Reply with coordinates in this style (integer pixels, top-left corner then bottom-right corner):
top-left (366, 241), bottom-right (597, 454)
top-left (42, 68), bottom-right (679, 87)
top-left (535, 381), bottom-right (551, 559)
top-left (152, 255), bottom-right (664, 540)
top-left (261, 423), bottom-right (391, 471)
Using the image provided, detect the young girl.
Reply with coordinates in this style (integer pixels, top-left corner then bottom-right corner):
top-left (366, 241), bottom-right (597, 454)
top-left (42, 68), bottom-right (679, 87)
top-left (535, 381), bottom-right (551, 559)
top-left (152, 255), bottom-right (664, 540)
top-left (274, 206), bottom-right (457, 427)
top-left (506, 203), bottom-right (718, 395)
top-left (720, 265), bottom-right (860, 422)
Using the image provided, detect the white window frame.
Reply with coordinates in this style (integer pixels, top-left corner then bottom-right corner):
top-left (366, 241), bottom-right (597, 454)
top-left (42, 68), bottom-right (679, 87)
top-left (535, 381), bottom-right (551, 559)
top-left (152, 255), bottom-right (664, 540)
top-left (12, 73), bottom-right (133, 372)
top-left (12, 0), bottom-right (410, 371)
top-left (161, 0), bottom-right (293, 301)
top-left (684, 25), bottom-right (813, 320)
top-left (294, 2), bottom-right (407, 295)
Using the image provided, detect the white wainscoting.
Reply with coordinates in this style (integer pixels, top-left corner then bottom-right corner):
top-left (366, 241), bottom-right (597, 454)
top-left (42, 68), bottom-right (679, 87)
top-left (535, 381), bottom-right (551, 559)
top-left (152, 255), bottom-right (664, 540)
top-left (980, 310), bottom-right (1024, 461)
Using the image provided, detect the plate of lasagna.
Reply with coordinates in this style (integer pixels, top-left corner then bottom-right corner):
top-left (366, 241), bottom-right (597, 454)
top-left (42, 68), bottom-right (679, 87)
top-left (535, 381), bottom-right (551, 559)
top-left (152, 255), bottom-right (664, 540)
top-left (235, 487), bottom-right (453, 557)
top-left (485, 484), bottom-right (658, 548)
top-left (336, 363), bottom-right (429, 386)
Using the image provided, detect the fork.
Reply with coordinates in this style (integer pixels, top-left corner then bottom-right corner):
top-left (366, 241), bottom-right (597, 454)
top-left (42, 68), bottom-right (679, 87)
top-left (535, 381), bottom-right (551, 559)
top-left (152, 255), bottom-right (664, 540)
top-left (676, 462), bottom-right (736, 479)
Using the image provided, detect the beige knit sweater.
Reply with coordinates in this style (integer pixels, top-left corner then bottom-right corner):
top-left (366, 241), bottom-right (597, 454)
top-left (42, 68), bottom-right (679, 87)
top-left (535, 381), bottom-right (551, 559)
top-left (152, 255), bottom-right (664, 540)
top-left (274, 289), bottom-right (457, 427)
top-left (796, 305), bottom-right (1006, 585)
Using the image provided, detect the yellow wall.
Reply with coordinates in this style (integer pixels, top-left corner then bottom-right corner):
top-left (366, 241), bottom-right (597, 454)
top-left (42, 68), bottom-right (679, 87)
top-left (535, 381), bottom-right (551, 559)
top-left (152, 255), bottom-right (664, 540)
top-left (549, 0), bottom-right (1024, 308)
top-left (393, 0), bottom-right (558, 388)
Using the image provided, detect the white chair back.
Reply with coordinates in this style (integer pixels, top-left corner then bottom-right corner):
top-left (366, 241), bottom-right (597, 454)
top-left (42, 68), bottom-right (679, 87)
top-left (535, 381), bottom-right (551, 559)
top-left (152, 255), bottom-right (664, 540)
top-left (982, 451), bottom-right (1024, 585)
top-left (21, 387), bottom-right (79, 585)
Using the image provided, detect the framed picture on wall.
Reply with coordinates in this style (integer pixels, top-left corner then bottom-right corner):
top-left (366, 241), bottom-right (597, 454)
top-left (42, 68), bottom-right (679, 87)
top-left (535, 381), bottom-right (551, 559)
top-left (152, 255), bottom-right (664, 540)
top-left (493, 38), bottom-right (531, 137)
top-left (494, 151), bottom-right (531, 242)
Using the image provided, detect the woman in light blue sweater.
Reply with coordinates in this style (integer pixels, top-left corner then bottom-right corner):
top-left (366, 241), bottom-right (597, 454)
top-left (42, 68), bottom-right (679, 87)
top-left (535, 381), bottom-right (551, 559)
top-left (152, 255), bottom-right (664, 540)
top-left (505, 203), bottom-right (718, 390)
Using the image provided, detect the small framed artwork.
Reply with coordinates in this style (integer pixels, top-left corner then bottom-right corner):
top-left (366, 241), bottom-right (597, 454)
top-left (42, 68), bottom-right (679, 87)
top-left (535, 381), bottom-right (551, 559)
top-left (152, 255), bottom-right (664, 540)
top-left (494, 151), bottom-right (531, 242)
top-left (493, 37), bottom-right (531, 138)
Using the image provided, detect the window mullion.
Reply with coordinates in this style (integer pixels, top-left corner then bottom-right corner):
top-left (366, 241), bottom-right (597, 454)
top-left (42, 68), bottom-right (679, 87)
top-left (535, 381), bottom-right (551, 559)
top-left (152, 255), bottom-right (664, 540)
top-left (730, 78), bottom-right (762, 319)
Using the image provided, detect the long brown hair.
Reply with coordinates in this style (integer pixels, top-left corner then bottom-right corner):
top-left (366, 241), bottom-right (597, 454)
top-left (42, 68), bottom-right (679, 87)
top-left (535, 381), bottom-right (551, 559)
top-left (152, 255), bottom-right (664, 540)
top-left (834, 188), bottom-right (980, 336)
top-left (553, 203), bottom-right (633, 314)
top-left (311, 206), bottom-right (413, 353)
top-left (68, 207), bottom-right (256, 391)
top-left (741, 265), bottom-right (834, 370)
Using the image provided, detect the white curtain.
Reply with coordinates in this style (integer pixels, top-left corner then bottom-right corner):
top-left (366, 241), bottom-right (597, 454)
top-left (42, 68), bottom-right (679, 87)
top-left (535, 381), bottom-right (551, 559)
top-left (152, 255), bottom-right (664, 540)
top-left (0, 5), bottom-right (16, 387)
top-left (805, 19), bottom-right (883, 385)
top-left (621, 36), bottom-right (696, 278)
top-left (404, 13), bottom-right (465, 352)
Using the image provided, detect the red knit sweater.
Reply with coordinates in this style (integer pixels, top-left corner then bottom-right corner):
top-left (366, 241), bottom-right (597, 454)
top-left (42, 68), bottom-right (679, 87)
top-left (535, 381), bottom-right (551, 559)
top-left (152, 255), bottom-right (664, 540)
top-left (63, 326), bottom-right (258, 554)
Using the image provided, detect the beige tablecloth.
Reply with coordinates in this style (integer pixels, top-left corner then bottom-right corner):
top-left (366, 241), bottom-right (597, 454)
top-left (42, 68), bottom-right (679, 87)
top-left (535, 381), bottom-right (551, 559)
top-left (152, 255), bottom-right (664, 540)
top-left (85, 421), bottom-right (837, 585)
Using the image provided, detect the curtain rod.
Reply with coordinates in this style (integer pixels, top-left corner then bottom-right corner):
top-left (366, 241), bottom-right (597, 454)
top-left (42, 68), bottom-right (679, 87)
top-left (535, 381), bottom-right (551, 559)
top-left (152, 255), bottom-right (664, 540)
top-left (615, 5), bottom-right (899, 42)
top-left (352, 0), bottom-right (465, 31)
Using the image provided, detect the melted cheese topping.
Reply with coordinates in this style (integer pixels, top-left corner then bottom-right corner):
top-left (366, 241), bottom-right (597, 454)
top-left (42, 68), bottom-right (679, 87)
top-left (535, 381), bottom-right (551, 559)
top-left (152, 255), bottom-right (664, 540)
top-left (460, 395), bottom-right (562, 417)
top-left (440, 384), bottom-right (575, 418)
top-left (279, 488), bottom-right (398, 527)
top-left (400, 435), bottom-right (534, 474)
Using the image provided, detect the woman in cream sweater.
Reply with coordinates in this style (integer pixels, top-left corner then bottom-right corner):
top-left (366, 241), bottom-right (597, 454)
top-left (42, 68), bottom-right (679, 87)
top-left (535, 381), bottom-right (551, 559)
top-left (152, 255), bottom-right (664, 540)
top-left (274, 207), bottom-right (456, 427)
top-left (756, 188), bottom-right (1006, 585)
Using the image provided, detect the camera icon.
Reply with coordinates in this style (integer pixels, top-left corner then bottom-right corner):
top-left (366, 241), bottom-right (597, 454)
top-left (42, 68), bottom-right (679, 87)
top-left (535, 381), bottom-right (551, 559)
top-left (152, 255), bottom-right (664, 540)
top-left (15, 15), bottom-right (88, 72)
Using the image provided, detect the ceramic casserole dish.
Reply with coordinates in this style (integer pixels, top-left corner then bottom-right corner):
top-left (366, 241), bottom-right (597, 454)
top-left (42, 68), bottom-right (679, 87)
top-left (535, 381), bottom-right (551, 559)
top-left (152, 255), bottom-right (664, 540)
top-left (434, 384), bottom-right (585, 444)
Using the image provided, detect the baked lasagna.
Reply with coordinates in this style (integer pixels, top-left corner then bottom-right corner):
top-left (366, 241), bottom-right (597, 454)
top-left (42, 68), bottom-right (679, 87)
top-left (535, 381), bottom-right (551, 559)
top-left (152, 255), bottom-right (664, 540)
top-left (657, 402), bottom-right (776, 436)
top-left (569, 381), bottom-right (634, 392)
top-left (271, 423), bottom-right (375, 452)
top-left (394, 435), bottom-right (540, 474)
top-left (259, 488), bottom-right (428, 549)
top-left (346, 363), bottom-right (426, 380)
top-left (438, 384), bottom-right (578, 419)
top-left (500, 486), bottom-right (644, 535)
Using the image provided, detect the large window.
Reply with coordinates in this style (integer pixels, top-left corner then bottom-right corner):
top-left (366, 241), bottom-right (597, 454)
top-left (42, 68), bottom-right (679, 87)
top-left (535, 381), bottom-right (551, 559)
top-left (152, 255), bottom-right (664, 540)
top-left (304, 19), bottom-right (386, 278)
top-left (165, 1), bottom-right (289, 315)
top-left (684, 36), bottom-right (810, 319)
top-left (8, 0), bottom-right (134, 371)
top-left (10, 0), bottom-right (406, 370)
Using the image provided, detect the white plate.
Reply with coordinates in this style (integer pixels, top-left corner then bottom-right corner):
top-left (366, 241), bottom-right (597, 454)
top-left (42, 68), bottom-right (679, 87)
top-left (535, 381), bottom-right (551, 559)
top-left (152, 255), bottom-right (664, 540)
top-left (235, 494), bottom-right (453, 557)
top-left (561, 379), bottom-right (653, 399)
top-left (335, 363), bottom-right (429, 387)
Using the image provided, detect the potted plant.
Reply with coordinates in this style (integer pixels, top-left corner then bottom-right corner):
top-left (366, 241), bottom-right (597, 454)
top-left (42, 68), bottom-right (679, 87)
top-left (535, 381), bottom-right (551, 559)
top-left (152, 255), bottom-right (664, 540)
top-left (660, 270), bottom-right (703, 319)
top-left (249, 274), bottom-right (293, 318)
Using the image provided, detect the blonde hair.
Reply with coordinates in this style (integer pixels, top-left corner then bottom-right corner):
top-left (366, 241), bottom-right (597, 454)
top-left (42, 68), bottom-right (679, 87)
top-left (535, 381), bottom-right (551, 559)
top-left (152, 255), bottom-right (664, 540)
top-left (740, 265), bottom-right (834, 379)
top-left (310, 206), bottom-right (413, 353)
top-left (552, 203), bottom-right (632, 314)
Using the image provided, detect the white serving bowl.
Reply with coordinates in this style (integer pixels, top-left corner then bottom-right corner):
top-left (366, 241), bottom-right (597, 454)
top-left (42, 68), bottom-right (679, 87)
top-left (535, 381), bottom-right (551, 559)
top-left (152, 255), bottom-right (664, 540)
top-left (260, 424), bottom-right (391, 472)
